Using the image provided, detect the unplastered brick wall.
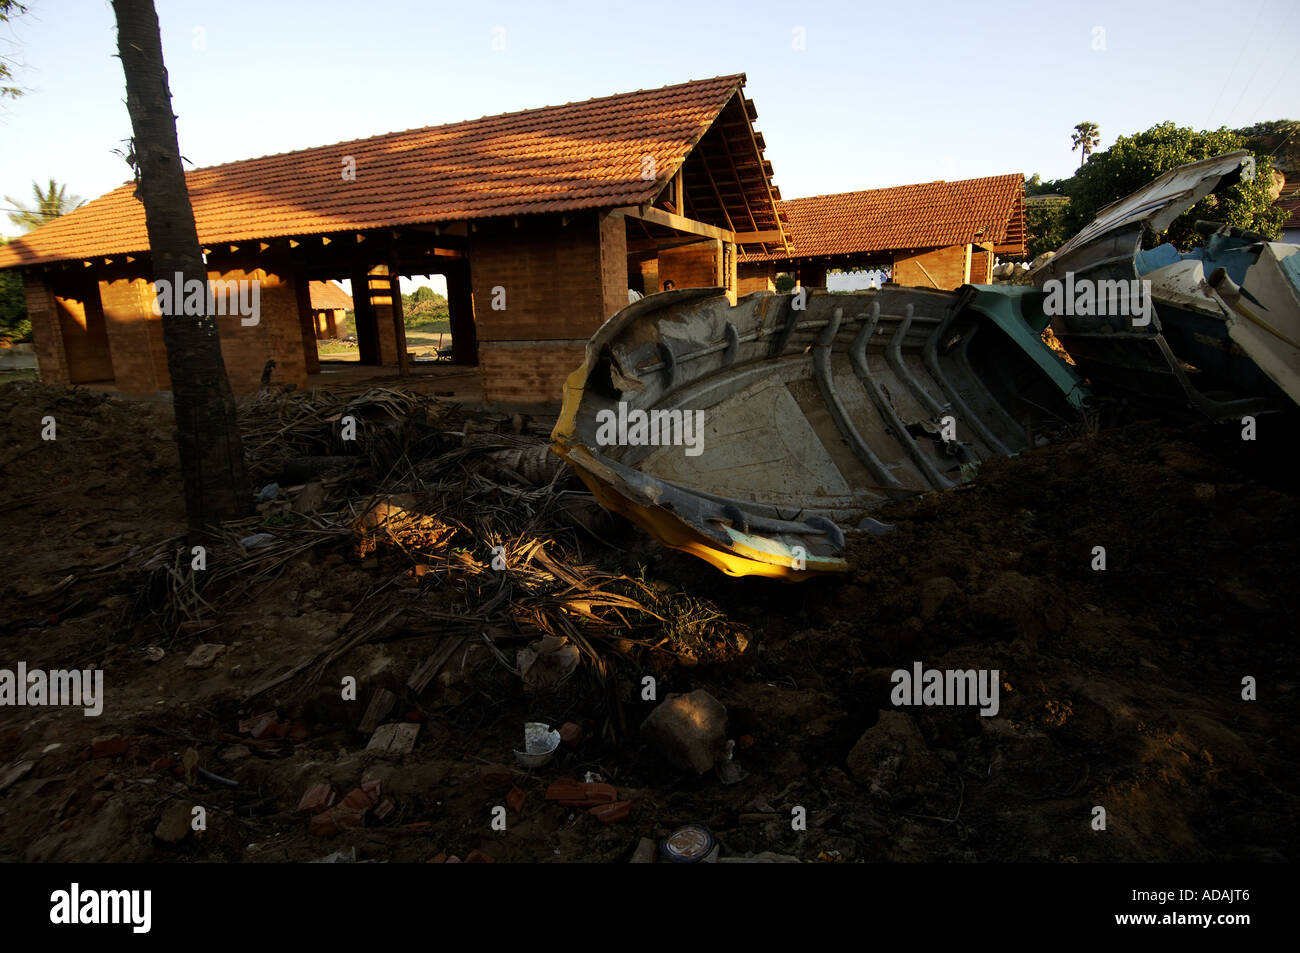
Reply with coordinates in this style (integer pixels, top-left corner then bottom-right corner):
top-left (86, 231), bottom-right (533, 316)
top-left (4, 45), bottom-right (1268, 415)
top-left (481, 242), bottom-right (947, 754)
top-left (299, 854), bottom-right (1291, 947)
top-left (214, 267), bottom-right (307, 396)
top-left (892, 244), bottom-right (971, 290)
top-left (100, 276), bottom-right (169, 392)
top-left (469, 212), bottom-right (614, 343)
top-left (737, 261), bottom-right (776, 295)
top-left (51, 276), bottom-right (114, 384)
top-left (470, 211), bottom-right (626, 405)
top-left (479, 342), bottom-right (587, 405)
top-left (365, 266), bottom-right (402, 365)
top-left (658, 239), bottom-right (720, 290)
top-left (23, 273), bottom-right (69, 386)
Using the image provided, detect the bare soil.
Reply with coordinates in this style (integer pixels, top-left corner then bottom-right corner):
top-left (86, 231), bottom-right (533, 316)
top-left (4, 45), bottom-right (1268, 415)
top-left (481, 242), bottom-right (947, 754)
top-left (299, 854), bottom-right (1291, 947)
top-left (0, 380), bottom-right (1295, 863)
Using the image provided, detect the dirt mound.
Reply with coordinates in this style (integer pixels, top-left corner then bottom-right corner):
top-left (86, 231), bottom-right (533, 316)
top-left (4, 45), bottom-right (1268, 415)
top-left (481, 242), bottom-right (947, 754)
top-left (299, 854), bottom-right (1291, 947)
top-left (0, 380), bottom-right (1295, 863)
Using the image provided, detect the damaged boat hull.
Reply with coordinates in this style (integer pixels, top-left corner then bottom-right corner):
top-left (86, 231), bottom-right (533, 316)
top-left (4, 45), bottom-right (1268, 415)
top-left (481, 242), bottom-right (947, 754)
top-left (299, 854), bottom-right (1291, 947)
top-left (1031, 151), bottom-right (1299, 420)
top-left (552, 286), bottom-right (1086, 580)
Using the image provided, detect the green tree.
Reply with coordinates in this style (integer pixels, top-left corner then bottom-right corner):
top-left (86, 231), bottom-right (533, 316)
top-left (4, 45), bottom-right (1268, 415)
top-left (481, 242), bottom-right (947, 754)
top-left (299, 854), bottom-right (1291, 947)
top-left (4, 179), bottom-right (85, 231)
top-left (0, 1), bottom-right (26, 99)
top-left (0, 239), bottom-right (28, 341)
top-left (1025, 172), bottom-right (1068, 197)
top-left (1025, 197), bottom-right (1071, 259)
top-left (1063, 122), bottom-right (1286, 249)
top-left (1071, 122), bottom-right (1101, 169)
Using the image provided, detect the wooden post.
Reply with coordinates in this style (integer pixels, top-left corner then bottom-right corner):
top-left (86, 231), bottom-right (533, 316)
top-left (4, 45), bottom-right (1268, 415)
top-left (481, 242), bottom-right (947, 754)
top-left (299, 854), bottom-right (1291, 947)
top-left (293, 274), bottom-right (320, 375)
top-left (350, 266), bottom-right (379, 365)
top-left (389, 270), bottom-right (410, 378)
top-left (446, 261), bottom-right (478, 366)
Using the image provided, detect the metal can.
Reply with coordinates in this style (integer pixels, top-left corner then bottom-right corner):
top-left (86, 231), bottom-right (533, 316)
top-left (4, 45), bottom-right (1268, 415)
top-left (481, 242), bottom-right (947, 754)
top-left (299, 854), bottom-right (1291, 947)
top-left (659, 825), bottom-right (716, 863)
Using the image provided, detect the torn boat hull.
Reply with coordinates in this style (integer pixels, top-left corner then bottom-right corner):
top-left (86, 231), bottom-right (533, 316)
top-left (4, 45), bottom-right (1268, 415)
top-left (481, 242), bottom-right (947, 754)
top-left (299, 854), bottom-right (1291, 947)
top-left (1031, 151), bottom-right (1299, 419)
top-left (551, 286), bottom-right (1086, 580)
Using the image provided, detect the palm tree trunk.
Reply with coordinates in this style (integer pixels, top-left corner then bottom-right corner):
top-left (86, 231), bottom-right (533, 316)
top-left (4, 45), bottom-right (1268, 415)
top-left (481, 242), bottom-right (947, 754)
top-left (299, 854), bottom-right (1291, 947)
top-left (112, 0), bottom-right (251, 533)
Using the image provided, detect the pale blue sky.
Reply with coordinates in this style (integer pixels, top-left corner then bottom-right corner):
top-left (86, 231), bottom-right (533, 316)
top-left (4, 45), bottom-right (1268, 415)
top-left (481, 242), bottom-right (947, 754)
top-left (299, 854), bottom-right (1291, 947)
top-left (1, 0), bottom-right (1296, 251)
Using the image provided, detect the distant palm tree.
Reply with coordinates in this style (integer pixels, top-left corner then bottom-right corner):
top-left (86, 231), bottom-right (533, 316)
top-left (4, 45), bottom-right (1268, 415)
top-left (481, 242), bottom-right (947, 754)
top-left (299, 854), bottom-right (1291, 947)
top-left (1071, 122), bottom-right (1101, 169)
top-left (4, 179), bottom-right (85, 231)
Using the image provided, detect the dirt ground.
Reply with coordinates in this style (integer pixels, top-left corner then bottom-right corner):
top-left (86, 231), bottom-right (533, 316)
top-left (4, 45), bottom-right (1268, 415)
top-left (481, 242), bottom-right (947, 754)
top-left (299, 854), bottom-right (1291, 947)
top-left (0, 379), bottom-right (1295, 863)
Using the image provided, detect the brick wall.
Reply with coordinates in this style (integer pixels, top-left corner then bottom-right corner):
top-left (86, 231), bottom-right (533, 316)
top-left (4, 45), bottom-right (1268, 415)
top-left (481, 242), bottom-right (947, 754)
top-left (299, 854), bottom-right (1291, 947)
top-left (469, 213), bottom-right (611, 343)
top-left (658, 239), bottom-right (720, 290)
top-left (365, 265), bottom-right (401, 365)
top-left (24, 273), bottom-right (68, 386)
top-left (737, 262), bottom-right (775, 295)
top-left (892, 244), bottom-right (971, 290)
top-left (598, 213), bottom-right (630, 323)
top-left (29, 265), bottom-right (316, 396)
top-left (469, 212), bottom-right (623, 405)
top-left (639, 258), bottom-right (660, 295)
top-left (100, 276), bottom-right (169, 393)
top-left (49, 272), bottom-right (113, 383)
top-left (217, 268), bottom-right (307, 396)
top-left (479, 341), bottom-right (587, 405)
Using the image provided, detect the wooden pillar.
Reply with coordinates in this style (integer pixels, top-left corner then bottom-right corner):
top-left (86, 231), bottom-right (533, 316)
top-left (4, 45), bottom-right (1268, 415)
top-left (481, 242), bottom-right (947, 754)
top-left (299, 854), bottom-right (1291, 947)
top-left (388, 271), bottom-right (409, 378)
top-left (446, 262), bottom-right (478, 366)
top-left (350, 266), bottom-right (379, 365)
top-left (294, 274), bottom-right (320, 375)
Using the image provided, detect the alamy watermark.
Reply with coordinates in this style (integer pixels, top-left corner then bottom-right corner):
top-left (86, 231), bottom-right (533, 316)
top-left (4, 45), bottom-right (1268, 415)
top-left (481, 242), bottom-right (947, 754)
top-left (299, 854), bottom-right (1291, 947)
top-left (1042, 273), bottom-right (1151, 326)
top-left (891, 661), bottom-right (999, 716)
top-left (595, 401), bottom-right (705, 457)
top-left (0, 664), bottom-right (103, 716)
top-left (152, 272), bottom-right (260, 326)
top-left (50, 884), bottom-right (150, 933)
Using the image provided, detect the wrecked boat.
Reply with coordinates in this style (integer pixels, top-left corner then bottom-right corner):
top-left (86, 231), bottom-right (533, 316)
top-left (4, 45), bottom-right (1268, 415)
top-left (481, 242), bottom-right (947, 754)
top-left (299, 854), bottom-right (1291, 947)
top-left (1030, 151), bottom-right (1300, 419)
top-left (551, 285), bottom-right (1087, 580)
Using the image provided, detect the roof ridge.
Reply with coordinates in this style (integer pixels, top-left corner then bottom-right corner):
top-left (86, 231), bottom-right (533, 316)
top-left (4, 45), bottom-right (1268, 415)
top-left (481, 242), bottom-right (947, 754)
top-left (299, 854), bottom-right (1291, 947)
top-left (783, 173), bottom-right (1022, 205)
top-left (187, 74), bottom-right (747, 176)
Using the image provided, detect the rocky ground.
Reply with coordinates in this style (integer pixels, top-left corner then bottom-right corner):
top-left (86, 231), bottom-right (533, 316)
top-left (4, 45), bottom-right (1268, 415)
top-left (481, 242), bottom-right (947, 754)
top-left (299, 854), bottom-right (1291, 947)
top-left (0, 380), bottom-right (1295, 863)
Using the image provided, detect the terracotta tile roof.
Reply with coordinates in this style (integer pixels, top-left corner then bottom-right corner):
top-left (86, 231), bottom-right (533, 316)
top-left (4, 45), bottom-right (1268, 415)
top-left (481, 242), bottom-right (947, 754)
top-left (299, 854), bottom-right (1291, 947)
top-left (308, 280), bottom-right (353, 311)
top-left (742, 173), bottom-right (1026, 261)
top-left (0, 75), bottom-right (747, 268)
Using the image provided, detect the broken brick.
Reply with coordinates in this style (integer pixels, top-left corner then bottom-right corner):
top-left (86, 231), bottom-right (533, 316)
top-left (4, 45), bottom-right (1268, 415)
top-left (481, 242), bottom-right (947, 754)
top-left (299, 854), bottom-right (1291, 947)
top-left (545, 779), bottom-right (617, 807)
top-left (340, 781), bottom-right (381, 811)
top-left (310, 806), bottom-right (365, 837)
top-left (559, 722), bottom-right (583, 746)
top-left (150, 755), bottom-right (176, 774)
top-left (238, 711), bottom-right (279, 738)
top-left (366, 722), bottom-right (419, 755)
top-left (478, 764), bottom-right (514, 791)
top-left (90, 734), bottom-right (128, 759)
top-left (590, 800), bottom-right (632, 824)
top-left (464, 850), bottom-right (493, 863)
top-left (506, 786), bottom-right (526, 813)
top-left (298, 783), bottom-right (336, 813)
